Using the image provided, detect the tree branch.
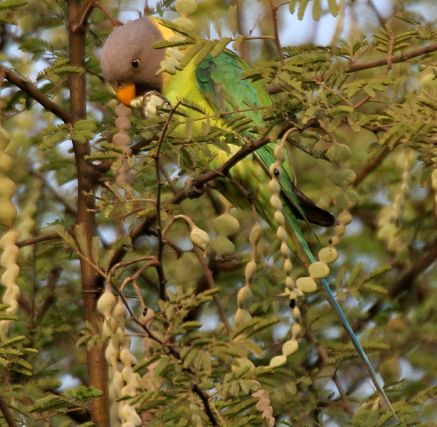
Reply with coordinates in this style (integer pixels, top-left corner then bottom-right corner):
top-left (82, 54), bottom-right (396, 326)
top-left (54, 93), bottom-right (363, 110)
top-left (353, 147), bottom-right (390, 187)
top-left (71, 0), bottom-right (121, 32)
top-left (0, 395), bottom-right (17, 427)
top-left (106, 133), bottom-right (272, 271)
top-left (348, 42), bottom-right (437, 73)
top-left (68, 1), bottom-right (109, 425)
top-left (0, 65), bottom-right (71, 123)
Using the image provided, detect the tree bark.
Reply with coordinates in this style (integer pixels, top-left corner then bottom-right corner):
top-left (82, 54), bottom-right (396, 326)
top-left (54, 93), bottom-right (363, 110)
top-left (67, 1), bottom-right (109, 425)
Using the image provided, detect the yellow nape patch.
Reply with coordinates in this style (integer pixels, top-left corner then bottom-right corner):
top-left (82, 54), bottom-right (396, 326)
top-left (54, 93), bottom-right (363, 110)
top-left (151, 17), bottom-right (175, 41)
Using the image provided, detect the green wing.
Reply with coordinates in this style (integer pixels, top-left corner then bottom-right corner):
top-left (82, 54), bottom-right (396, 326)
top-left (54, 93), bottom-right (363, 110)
top-left (195, 52), bottom-right (334, 227)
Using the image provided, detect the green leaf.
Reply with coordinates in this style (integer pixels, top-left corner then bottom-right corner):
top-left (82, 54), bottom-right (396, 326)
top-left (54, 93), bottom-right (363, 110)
top-left (327, 0), bottom-right (339, 17)
top-left (0, 0), bottom-right (28, 11)
top-left (312, 0), bottom-right (321, 21)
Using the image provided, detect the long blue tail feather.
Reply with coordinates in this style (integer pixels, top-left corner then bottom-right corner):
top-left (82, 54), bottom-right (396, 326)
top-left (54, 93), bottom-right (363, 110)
top-left (287, 213), bottom-right (397, 416)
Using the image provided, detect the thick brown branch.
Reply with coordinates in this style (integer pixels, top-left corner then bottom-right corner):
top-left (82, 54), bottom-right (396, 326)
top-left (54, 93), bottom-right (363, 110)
top-left (0, 65), bottom-right (71, 123)
top-left (348, 42), bottom-right (437, 72)
top-left (0, 395), bottom-right (17, 427)
top-left (68, 1), bottom-right (108, 425)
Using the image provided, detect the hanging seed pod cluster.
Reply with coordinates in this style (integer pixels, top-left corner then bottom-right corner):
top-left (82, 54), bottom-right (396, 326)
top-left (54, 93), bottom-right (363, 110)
top-left (18, 179), bottom-right (42, 260)
top-left (210, 211), bottom-right (239, 257)
top-left (0, 127), bottom-right (16, 228)
top-left (0, 124), bottom-right (19, 338)
top-left (97, 287), bottom-right (142, 426)
top-left (377, 149), bottom-right (415, 260)
top-left (234, 221), bottom-right (259, 326)
top-left (113, 103), bottom-right (134, 189)
top-left (266, 136), bottom-right (301, 368)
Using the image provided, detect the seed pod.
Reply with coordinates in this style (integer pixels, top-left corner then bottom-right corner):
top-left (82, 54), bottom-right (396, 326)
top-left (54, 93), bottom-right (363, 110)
top-left (296, 276), bottom-right (318, 293)
top-left (173, 16), bottom-right (194, 31)
top-left (291, 323), bottom-right (302, 337)
top-left (114, 117), bottom-right (131, 130)
top-left (377, 223), bottom-right (398, 240)
top-left (0, 201), bottom-right (17, 227)
top-left (274, 210), bottom-right (285, 225)
top-left (329, 236), bottom-right (340, 246)
top-left (235, 307), bottom-right (251, 325)
top-left (249, 222), bottom-right (262, 244)
top-left (334, 224), bottom-right (346, 236)
top-left (318, 246), bottom-right (338, 264)
top-left (0, 176), bottom-right (16, 199)
top-left (280, 242), bottom-right (289, 257)
top-left (332, 168), bottom-right (356, 187)
top-left (338, 210), bottom-right (352, 225)
top-left (285, 276), bottom-right (294, 289)
top-left (244, 261), bottom-right (257, 282)
top-left (283, 259), bottom-right (292, 274)
top-left (113, 298), bottom-right (127, 320)
top-left (308, 262), bottom-right (330, 278)
top-left (268, 355), bottom-right (287, 368)
top-left (0, 153), bottom-right (12, 173)
top-left (282, 338), bottom-right (298, 356)
top-left (326, 143), bottom-right (351, 163)
top-left (212, 212), bottom-right (240, 236)
top-left (97, 288), bottom-right (118, 317)
top-left (334, 190), bottom-right (359, 210)
top-left (237, 285), bottom-right (252, 306)
top-left (276, 226), bottom-right (288, 242)
top-left (268, 179), bottom-right (280, 193)
top-left (210, 235), bottom-right (235, 256)
top-left (292, 306), bottom-right (301, 318)
top-left (270, 194), bottom-right (282, 210)
top-left (120, 347), bottom-right (136, 366)
top-left (175, 0), bottom-right (198, 16)
top-left (190, 225), bottom-right (210, 250)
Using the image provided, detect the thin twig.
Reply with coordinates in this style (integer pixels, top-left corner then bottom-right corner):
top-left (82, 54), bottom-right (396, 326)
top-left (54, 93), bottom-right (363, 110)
top-left (158, 162), bottom-right (232, 334)
top-left (17, 232), bottom-right (60, 248)
top-left (71, 0), bottom-right (121, 32)
top-left (153, 102), bottom-right (180, 299)
top-left (367, 0), bottom-right (388, 26)
top-left (106, 122), bottom-right (294, 271)
top-left (353, 147), bottom-right (390, 187)
top-left (301, 307), bottom-right (354, 416)
top-left (268, 0), bottom-right (284, 62)
top-left (36, 266), bottom-right (62, 322)
top-left (109, 285), bottom-right (221, 427)
top-left (192, 247), bottom-right (232, 334)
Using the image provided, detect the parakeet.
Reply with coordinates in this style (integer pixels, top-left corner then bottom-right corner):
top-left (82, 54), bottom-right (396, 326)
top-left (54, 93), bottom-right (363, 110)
top-left (100, 17), bottom-right (394, 412)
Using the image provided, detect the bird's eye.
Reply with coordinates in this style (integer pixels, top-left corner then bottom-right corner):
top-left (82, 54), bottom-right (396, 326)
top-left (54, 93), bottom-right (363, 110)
top-left (131, 58), bottom-right (141, 68)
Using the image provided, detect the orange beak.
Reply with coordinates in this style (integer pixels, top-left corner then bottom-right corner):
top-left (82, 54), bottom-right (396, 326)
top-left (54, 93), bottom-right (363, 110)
top-left (115, 83), bottom-right (136, 106)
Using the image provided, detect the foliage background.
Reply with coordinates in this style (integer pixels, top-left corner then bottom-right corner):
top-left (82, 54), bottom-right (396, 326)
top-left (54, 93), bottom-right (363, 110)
top-left (0, 0), bottom-right (436, 426)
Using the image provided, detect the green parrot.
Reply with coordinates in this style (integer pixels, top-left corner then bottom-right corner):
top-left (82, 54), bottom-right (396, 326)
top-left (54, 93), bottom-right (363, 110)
top-left (100, 17), bottom-right (394, 412)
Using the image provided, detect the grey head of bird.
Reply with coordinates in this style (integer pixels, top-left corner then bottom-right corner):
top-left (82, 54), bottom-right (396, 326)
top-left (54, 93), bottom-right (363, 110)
top-left (100, 17), bottom-right (165, 106)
